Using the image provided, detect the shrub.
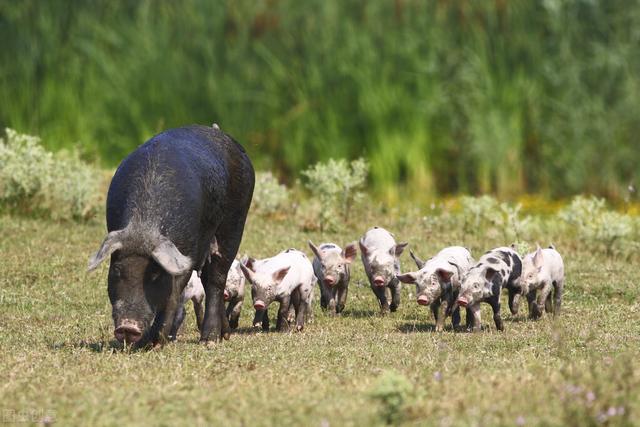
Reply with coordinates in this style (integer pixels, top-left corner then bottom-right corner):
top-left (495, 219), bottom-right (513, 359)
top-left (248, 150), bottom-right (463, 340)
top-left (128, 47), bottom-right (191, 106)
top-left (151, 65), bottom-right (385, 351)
top-left (0, 128), bottom-right (102, 220)
top-left (559, 195), bottom-right (635, 255)
top-left (250, 171), bottom-right (290, 217)
top-left (458, 195), bottom-right (532, 242)
top-left (369, 370), bottom-right (413, 425)
top-left (301, 158), bottom-right (368, 231)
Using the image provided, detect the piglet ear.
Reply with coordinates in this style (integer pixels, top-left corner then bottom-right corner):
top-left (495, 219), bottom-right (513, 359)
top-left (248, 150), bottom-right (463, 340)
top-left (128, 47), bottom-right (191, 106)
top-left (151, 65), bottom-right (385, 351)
top-left (533, 244), bottom-right (544, 269)
top-left (239, 263), bottom-right (255, 283)
top-left (87, 230), bottom-right (125, 272)
top-left (358, 238), bottom-right (368, 256)
top-left (342, 242), bottom-right (357, 263)
top-left (436, 267), bottom-right (454, 283)
top-left (396, 272), bottom-right (417, 284)
top-left (308, 240), bottom-right (322, 259)
top-left (393, 242), bottom-right (408, 257)
top-left (272, 266), bottom-right (291, 283)
top-left (152, 238), bottom-right (192, 276)
top-left (409, 250), bottom-right (425, 269)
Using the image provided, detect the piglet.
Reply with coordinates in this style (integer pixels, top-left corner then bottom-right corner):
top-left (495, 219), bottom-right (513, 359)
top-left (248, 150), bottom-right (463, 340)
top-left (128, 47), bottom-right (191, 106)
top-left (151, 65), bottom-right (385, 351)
top-left (359, 227), bottom-right (408, 314)
top-left (521, 245), bottom-right (565, 318)
top-left (308, 241), bottom-right (357, 315)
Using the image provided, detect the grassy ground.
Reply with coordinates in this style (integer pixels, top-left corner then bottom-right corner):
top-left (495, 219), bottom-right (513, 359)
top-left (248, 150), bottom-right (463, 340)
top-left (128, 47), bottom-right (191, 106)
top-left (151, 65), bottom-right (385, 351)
top-left (1, 211), bottom-right (639, 426)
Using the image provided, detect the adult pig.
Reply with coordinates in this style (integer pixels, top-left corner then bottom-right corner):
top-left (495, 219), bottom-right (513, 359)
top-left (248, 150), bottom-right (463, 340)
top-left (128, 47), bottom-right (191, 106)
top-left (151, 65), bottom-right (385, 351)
top-left (308, 241), bottom-right (357, 315)
top-left (521, 245), bottom-right (565, 319)
top-left (397, 246), bottom-right (474, 331)
top-left (359, 227), bottom-right (408, 314)
top-left (88, 124), bottom-right (254, 347)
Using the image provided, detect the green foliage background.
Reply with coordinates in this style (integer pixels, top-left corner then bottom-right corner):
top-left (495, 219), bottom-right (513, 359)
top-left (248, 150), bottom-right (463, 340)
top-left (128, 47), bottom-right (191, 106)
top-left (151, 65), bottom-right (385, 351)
top-left (1, 0), bottom-right (638, 199)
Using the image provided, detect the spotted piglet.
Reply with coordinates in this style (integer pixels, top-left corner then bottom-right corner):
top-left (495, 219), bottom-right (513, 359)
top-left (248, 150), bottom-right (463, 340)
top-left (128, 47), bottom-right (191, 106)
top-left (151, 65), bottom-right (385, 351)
top-left (521, 245), bottom-right (565, 319)
top-left (223, 259), bottom-right (246, 329)
top-left (308, 241), bottom-right (357, 315)
top-left (397, 247), bottom-right (474, 331)
top-left (359, 227), bottom-right (408, 314)
top-left (455, 246), bottom-right (522, 332)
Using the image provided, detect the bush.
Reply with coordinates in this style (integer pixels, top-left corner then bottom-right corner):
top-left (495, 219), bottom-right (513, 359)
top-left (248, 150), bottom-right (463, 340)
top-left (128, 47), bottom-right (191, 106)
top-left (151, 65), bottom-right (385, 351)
top-left (559, 195), bottom-right (635, 255)
top-left (369, 370), bottom-right (413, 425)
top-left (0, 128), bottom-right (102, 220)
top-left (301, 158), bottom-right (368, 231)
top-left (250, 171), bottom-right (290, 217)
top-left (458, 195), bottom-right (532, 242)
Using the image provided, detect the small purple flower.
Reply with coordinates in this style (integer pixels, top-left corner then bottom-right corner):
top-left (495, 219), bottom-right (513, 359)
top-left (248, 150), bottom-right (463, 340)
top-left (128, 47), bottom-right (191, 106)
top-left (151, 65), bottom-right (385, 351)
top-left (515, 415), bottom-right (526, 426)
top-left (586, 391), bottom-right (596, 403)
top-left (433, 371), bottom-right (442, 382)
top-left (607, 407), bottom-right (617, 417)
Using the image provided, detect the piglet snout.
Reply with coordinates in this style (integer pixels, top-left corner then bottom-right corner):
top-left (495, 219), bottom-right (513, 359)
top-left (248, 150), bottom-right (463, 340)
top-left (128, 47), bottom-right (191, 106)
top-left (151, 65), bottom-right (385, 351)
top-left (456, 296), bottom-right (468, 307)
top-left (373, 276), bottom-right (385, 287)
top-left (323, 276), bottom-right (336, 287)
top-left (417, 295), bottom-right (430, 306)
top-left (253, 300), bottom-right (266, 310)
top-left (114, 321), bottom-right (142, 344)
top-left (223, 290), bottom-right (230, 301)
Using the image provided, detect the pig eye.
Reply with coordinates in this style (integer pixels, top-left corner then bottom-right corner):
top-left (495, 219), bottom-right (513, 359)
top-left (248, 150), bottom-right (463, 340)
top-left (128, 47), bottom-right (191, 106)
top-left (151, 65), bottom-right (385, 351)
top-left (110, 265), bottom-right (122, 279)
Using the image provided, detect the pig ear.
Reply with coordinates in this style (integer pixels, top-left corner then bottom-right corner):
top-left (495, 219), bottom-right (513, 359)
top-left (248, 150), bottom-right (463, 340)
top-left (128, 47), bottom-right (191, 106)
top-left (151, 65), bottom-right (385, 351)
top-left (409, 250), bottom-right (425, 269)
top-left (533, 245), bottom-right (543, 269)
top-left (342, 242), bottom-right (357, 263)
top-left (448, 261), bottom-right (463, 281)
top-left (484, 267), bottom-right (498, 282)
top-left (358, 238), bottom-right (368, 256)
top-left (87, 230), bottom-right (125, 272)
top-left (152, 238), bottom-right (192, 276)
top-left (392, 242), bottom-right (408, 257)
top-left (396, 272), bottom-right (417, 284)
top-left (436, 267), bottom-right (455, 283)
top-left (308, 240), bottom-right (322, 259)
top-left (239, 263), bottom-right (255, 283)
top-left (272, 266), bottom-right (291, 283)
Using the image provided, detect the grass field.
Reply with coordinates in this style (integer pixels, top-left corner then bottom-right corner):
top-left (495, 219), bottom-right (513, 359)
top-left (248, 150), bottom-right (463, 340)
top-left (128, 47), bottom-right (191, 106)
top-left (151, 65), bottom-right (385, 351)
top-left (1, 211), bottom-right (639, 426)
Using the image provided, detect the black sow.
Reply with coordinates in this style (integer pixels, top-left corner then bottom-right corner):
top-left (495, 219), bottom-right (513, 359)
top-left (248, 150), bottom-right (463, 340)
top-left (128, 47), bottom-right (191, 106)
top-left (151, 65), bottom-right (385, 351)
top-left (88, 125), bottom-right (254, 348)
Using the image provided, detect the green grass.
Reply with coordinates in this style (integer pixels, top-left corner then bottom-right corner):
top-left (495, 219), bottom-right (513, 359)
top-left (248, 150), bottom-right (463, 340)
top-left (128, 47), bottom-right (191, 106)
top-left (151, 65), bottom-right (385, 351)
top-left (1, 212), bottom-right (639, 426)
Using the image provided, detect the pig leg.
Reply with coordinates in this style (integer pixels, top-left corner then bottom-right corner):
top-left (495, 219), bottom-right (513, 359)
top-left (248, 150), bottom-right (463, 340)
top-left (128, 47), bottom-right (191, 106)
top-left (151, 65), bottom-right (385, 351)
top-left (430, 302), bottom-right (440, 326)
top-left (451, 307), bottom-right (461, 330)
top-left (193, 297), bottom-right (205, 332)
top-left (293, 292), bottom-right (308, 332)
top-left (262, 311), bottom-right (270, 331)
top-left (508, 288), bottom-right (521, 316)
top-left (228, 298), bottom-right (243, 330)
top-left (544, 294), bottom-right (553, 313)
top-left (372, 286), bottom-right (389, 314)
top-left (389, 281), bottom-right (401, 312)
top-left (527, 289), bottom-right (538, 319)
top-left (170, 303), bottom-right (186, 340)
top-left (553, 279), bottom-right (564, 316)
top-left (470, 303), bottom-right (482, 332)
top-left (200, 257), bottom-right (231, 342)
top-left (328, 287), bottom-right (338, 315)
top-left (536, 281), bottom-right (553, 318)
top-left (336, 285), bottom-right (348, 314)
top-left (154, 274), bottom-right (188, 346)
top-left (465, 307), bottom-right (474, 331)
top-left (319, 282), bottom-right (329, 310)
top-left (436, 299), bottom-right (448, 332)
top-left (489, 297), bottom-right (504, 331)
top-left (276, 295), bottom-right (292, 332)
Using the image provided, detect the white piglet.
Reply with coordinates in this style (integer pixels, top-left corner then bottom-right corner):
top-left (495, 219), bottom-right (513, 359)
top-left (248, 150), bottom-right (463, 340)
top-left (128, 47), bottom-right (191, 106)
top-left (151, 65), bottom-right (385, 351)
top-left (240, 249), bottom-right (316, 332)
top-left (359, 227), bottom-right (408, 314)
top-left (521, 245), bottom-right (565, 318)
top-left (170, 271), bottom-right (205, 339)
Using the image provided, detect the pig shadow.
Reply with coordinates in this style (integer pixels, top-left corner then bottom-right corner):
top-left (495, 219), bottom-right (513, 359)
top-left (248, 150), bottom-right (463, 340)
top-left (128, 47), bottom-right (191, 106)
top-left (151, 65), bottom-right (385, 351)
top-left (396, 322), bottom-right (437, 333)
top-left (342, 309), bottom-right (378, 319)
top-left (50, 339), bottom-right (122, 353)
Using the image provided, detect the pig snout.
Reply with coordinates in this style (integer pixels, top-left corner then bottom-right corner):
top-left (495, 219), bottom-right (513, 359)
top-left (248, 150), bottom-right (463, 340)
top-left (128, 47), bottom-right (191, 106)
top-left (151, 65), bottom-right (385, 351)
top-left (456, 296), bottom-right (468, 307)
top-left (417, 295), bottom-right (430, 306)
top-left (373, 276), bottom-right (385, 287)
top-left (323, 276), bottom-right (336, 287)
top-left (254, 300), bottom-right (266, 310)
top-left (114, 321), bottom-right (143, 344)
top-left (223, 290), bottom-right (230, 301)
